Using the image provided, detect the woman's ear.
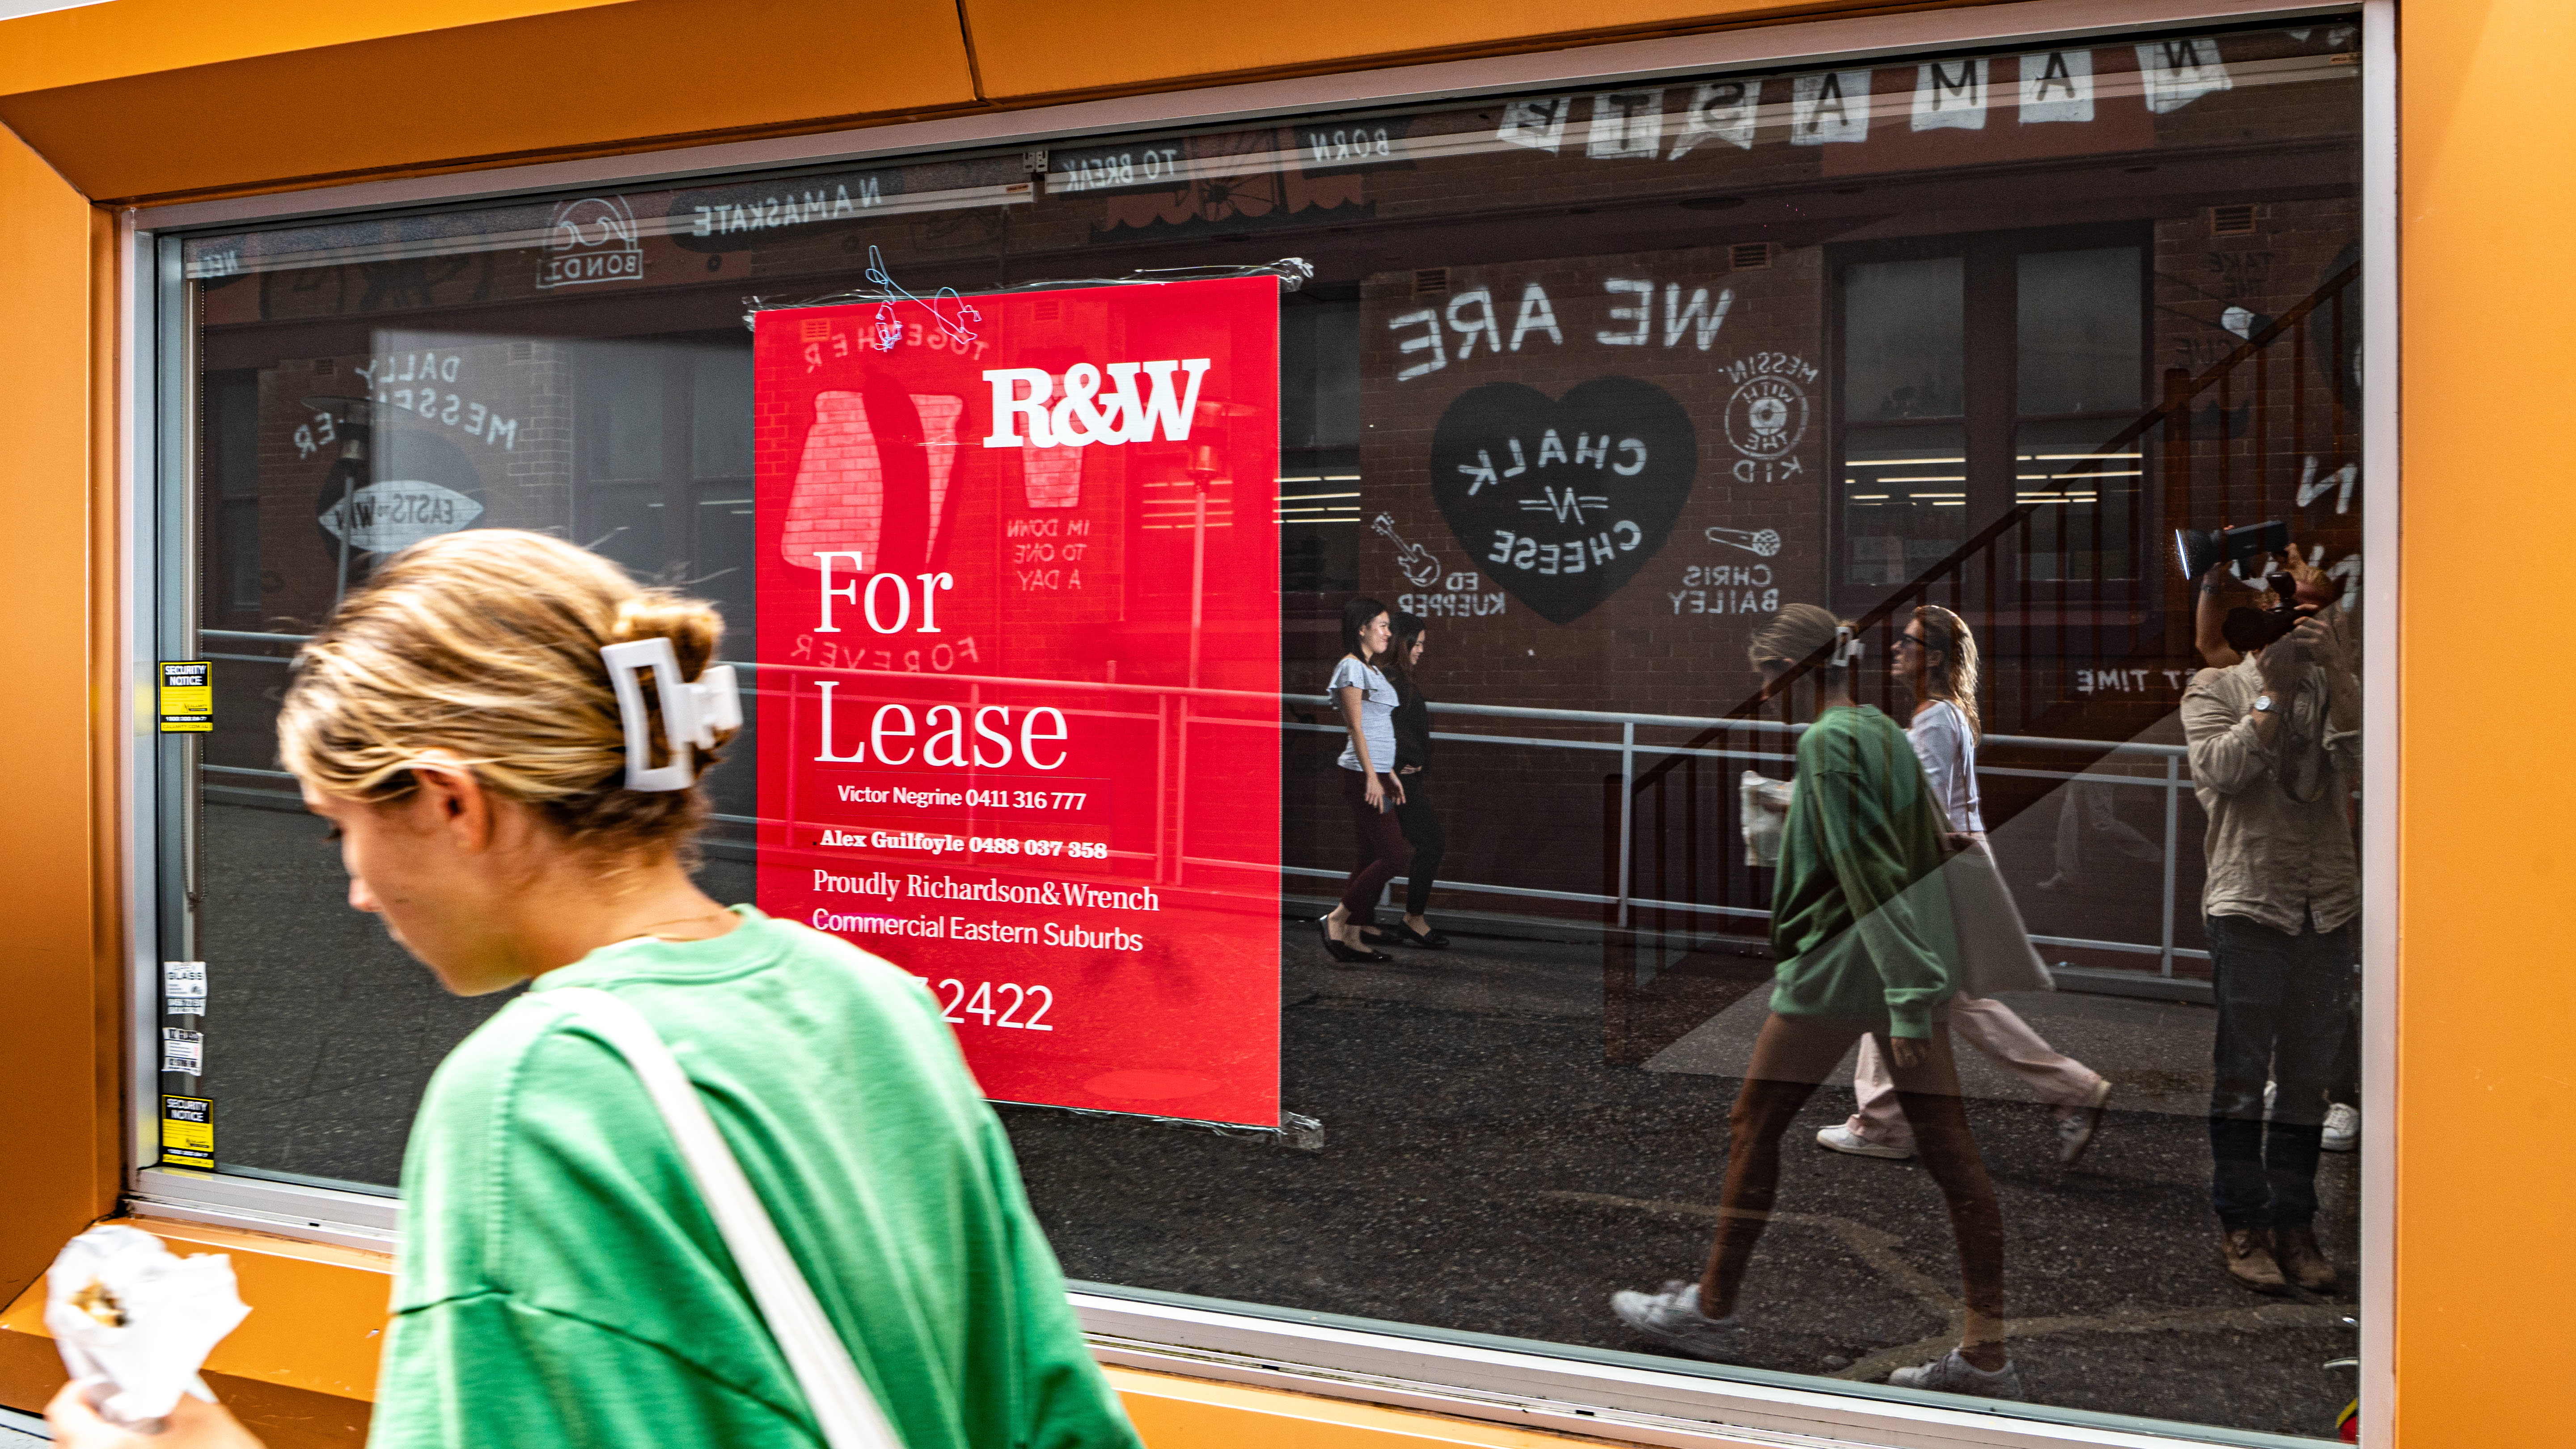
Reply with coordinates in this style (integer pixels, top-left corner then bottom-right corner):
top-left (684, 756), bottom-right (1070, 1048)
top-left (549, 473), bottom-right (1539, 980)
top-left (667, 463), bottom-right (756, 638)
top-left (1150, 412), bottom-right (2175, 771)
top-left (405, 752), bottom-right (496, 853)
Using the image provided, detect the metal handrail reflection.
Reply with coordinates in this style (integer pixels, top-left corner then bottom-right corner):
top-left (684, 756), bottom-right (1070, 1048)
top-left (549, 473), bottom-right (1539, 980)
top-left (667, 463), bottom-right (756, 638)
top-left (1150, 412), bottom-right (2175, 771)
top-left (199, 630), bottom-right (2203, 982)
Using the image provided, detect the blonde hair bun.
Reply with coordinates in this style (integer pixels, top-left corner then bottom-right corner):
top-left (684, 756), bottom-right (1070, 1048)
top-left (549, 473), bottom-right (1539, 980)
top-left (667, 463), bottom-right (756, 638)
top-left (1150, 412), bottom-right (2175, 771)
top-left (279, 529), bottom-right (736, 859)
top-left (610, 594), bottom-right (726, 679)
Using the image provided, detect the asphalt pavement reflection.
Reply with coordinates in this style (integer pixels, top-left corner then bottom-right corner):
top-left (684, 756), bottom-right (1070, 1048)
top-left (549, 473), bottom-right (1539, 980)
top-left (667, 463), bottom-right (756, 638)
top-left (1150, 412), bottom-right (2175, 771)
top-left (1007, 920), bottom-right (2361, 1440)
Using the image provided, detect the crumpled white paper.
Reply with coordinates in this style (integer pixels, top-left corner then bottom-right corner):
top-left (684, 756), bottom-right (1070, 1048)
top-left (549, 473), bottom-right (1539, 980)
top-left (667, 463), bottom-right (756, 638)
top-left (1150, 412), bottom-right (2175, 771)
top-left (45, 1225), bottom-right (252, 1429)
top-left (1740, 770), bottom-right (1793, 868)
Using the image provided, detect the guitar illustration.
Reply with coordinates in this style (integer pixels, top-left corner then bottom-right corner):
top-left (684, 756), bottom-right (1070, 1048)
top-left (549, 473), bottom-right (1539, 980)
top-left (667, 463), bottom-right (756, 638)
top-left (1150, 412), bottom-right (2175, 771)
top-left (1373, 513), bottom-right (1445, 587)
top-left (1706, 525), bottom-right (1784, 557)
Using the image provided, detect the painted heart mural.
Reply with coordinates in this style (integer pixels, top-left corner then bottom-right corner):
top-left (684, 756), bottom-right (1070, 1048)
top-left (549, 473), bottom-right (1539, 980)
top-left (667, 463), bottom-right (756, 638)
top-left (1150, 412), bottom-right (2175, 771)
top-left (1429, 377), bottom-right (1697, 625)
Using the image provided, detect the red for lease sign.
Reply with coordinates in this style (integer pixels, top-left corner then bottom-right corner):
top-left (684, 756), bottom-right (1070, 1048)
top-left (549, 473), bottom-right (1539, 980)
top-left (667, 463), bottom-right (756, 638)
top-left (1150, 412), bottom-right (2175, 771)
top-left (754, 276), bottom-right (1284, 1127)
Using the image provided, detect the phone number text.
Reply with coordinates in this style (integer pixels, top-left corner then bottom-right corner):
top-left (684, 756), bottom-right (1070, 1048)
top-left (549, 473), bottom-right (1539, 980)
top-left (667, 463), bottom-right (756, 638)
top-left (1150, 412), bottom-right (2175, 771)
top-left (967, 790), bottom-right (1089, 811)
top-left (970, 837), bottom-right (1107, 858)
top-left (932, 978), bottom-right (1055, 1030)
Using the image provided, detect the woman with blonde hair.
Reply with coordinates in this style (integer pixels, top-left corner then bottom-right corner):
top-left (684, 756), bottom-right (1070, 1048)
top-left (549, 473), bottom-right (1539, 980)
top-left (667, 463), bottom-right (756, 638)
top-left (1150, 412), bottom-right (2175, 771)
top-left (1816, 603), bottom-right (2117, 1168)
top-left (51, 529), bottom-right (1140, 1449)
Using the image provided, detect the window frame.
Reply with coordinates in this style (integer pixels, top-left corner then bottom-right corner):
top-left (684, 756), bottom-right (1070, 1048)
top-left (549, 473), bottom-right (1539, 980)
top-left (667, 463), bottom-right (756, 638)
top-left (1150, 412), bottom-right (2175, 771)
top-left (118, 2), bottom-right (2398, 1445)
top-left (1827, 221), bottom-right (2157, 610)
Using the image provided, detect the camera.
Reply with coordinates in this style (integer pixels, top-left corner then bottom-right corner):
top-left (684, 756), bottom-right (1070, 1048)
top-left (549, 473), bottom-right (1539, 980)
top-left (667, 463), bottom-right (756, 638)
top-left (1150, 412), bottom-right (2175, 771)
top-left (2174, 520), bottom-right (2289, 582)
top-left (2221, 574), bottom-right (2314, 656)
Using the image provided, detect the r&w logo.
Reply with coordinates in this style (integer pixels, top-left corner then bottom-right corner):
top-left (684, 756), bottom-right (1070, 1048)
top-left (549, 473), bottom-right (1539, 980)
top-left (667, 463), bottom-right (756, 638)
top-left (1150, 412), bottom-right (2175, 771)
top-left (980, 361), bottom-right (1213, 448)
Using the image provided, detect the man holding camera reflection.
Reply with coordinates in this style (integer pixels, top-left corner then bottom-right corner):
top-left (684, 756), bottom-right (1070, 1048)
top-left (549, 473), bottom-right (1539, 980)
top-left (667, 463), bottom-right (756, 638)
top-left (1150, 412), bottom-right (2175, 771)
top-left (2181, 570), bottom-right (2360, 1295)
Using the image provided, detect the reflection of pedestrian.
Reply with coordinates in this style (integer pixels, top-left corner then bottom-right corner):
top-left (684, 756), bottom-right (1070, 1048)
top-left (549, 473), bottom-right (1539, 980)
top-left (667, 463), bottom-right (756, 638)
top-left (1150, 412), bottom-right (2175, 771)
top-left (1822, 606), bottom-right (2117, 1166)
top-left (2195, 553), bottom-right (2368, 1153)
top-left (2032, 780), bottom-right (2163, 892)
top-left (2183, 604), bottom-right (2361, 1294)
top-left (1614, 605), bottom-right (2021, 1400)
top-left (1318, 596), bottom-right (1407, 965)
top-left (1366, 611), bottom-right (1450, 950)
top-left (2321, 1016), bottom-right (2360, 1152)
top-left (58, 532), bottom-right (1143, 1449)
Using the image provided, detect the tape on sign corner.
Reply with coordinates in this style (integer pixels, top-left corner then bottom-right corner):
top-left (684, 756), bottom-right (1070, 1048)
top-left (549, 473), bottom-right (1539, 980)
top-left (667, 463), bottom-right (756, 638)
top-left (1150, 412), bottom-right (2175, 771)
top-left (1014, 1099), bottom-right (1313, 1146)
top-left (161, 1094), bottom-right (215, 1170)
top-left (744, 257), bottom-right (1319, 319)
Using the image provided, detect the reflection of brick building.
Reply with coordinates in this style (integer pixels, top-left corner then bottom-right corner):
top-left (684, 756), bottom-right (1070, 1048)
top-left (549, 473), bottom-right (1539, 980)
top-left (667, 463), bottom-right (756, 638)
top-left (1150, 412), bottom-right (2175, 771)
top-left (1336, 204), bottom-right (2362, 737)
top-left (187, 28), bottom-right (2365, 946)
top-left (238, 339), bottom-right (572, 631)
top-left (1358, 245), bottom-right (1822, 719)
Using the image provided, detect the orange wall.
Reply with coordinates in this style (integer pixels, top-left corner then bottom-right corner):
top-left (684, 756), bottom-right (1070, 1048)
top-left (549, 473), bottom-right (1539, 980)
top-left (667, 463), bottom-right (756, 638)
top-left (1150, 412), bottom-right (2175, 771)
top-left (2394, 0), bottom-right (2576, 1439)
top-left (0, 0), bottom-right (1988, 203)
top-left (0, 121), bottom-right (117, 1318)
top-left (0, 0), bottom-right (983, 201)
top-left (0, 0), bottom-right (645, 94)
top-left (4, 0), bottom-right (2575, 1445)
top-left (960, 0), bottom-right (1858, 100)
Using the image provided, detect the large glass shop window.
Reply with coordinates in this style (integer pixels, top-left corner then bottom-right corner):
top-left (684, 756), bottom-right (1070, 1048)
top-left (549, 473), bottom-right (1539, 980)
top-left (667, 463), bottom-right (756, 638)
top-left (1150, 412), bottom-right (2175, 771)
top-left (170, 17), bottom-right (2368, 1441)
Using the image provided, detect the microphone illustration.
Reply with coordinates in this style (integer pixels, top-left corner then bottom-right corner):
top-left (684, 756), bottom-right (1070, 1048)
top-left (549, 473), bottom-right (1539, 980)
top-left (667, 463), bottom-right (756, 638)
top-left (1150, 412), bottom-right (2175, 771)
top-left (1706, 525), bottom-right (1783, 557)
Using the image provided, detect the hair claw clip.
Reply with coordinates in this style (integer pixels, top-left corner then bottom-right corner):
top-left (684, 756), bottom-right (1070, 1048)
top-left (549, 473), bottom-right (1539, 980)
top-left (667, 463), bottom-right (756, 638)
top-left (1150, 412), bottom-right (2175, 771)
top-left (601, 639), bottom-right (742, 791)
top-left (1832, 625), bottom-right (1865, 668)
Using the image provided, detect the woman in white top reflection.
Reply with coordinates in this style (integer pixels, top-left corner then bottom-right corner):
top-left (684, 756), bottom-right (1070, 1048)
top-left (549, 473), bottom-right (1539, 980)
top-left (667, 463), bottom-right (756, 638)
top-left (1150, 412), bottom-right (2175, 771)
top-left (1817, 604), bottom-right (2119, 1168)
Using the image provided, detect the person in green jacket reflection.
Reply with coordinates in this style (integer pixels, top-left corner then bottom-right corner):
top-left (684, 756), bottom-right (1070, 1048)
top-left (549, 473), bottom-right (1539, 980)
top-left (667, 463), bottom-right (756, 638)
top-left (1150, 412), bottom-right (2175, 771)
top-left (49, 530), bottom-right (1143, 1449)
top-left (1611, 604), bottom-right (2018, 1401)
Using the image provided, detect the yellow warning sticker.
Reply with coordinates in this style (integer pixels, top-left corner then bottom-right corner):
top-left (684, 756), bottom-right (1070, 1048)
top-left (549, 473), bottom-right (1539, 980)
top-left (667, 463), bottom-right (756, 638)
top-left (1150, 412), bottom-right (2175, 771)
top-left (158, 661), bottom-right (212, 733)
top-left (161, 1094), bottom-right (214, 1169)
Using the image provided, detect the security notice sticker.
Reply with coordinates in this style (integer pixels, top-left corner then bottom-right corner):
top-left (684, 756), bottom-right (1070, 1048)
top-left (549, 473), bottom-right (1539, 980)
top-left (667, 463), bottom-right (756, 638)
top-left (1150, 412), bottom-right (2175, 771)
top-left (158, 661), bottom-right (213, 733)
top-left (161, 1095), bottom-right (214, 1169)
top-left (754, 275), bottom-right (1283, 1128)
top-left (160, 1027), bottom-right (203, 1076)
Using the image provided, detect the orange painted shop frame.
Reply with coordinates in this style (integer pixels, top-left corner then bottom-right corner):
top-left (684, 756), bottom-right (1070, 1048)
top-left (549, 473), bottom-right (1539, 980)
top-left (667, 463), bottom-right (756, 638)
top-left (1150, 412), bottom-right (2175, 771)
top-left (0, 0), bottom-right (2560, 1444)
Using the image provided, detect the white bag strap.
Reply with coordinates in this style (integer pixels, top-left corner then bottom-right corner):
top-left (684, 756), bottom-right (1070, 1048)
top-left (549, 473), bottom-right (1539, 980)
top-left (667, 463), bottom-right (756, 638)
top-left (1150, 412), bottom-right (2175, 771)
top-left (548, 987), bottom-right (905, 1449)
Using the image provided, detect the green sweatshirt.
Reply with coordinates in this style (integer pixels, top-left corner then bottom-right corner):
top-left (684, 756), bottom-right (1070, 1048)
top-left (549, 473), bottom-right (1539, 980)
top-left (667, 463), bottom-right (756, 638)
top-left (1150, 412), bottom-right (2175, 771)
top-left (371, 906), bottom-right (1142, 1449)
top-left (1767, 705), bottom-right (1960, 1038)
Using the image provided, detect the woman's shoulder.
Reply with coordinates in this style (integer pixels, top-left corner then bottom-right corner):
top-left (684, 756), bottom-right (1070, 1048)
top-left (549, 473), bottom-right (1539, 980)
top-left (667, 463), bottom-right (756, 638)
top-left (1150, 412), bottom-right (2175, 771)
top-left (397, 917), bottom-right (978, 1310)
top-left (759, 920), bottom-right (964, 1039)
top-left (1793, 705), bottom-right (1877, 765)
top-left (1911, 699), bottom-right (1977, 756)
top-left (424, 988), bottom-right (590, 1104)
top-left (1807, 703), bottom-right (1896, 739)
top-left (437, 919), bottom-right (945, 1102)
top-left (634, 917), bottom-right (948, 1041)
top-left (407, 922), bottom-right (969, 1218)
